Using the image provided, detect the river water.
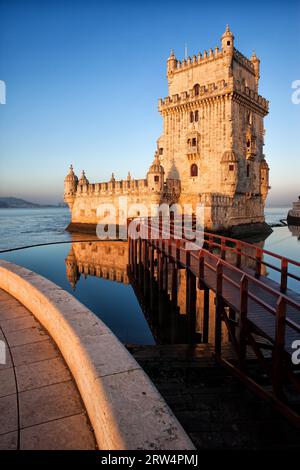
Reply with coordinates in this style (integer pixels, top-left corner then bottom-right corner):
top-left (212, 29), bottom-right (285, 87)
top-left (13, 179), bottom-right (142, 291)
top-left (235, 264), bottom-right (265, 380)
top-left (0, 206), bottom-right (298, 345)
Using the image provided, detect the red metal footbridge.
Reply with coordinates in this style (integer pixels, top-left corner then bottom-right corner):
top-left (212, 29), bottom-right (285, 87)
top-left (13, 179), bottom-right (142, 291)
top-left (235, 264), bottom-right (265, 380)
top-left (128, 216), bottom-right (300, 426)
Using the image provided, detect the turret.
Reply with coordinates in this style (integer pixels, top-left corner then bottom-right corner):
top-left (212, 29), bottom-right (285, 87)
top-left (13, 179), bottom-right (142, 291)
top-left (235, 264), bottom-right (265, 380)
top-left (221, 24), bottom-right (234, 53)
top-left (221, 25), bottom-right (234, 77)
top-left (250, 51), bottom-right (260, 90)
top-left (221, 150), bottom-right (239, 197)
top-left (147, 151), bottom-right (164, 193)
top-left (167, 49), bottom-right (177, 77)
top-left (78, 170), bottom-right (89, 186)
top-left (64, 165), bottom-right (78, 209)
top-left (260, 159), bottom-right (270, 202)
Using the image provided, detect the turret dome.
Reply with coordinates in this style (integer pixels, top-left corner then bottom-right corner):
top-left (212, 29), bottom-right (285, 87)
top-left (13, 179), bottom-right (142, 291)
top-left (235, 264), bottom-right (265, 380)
top-left (260, 159), bottom-right (269, 169)
top-left (148, 151), bottom-right (164, 174)
top-left (64, 165), bottom-right (78, 183)
top-left (221, 24), bottom-right (234, 52)
top-left (78, 170), bottom-right (89, 186)
top-left (221, 150), bottom-right (238, 162)
top-left (221, 24), bottom-right (234, 41)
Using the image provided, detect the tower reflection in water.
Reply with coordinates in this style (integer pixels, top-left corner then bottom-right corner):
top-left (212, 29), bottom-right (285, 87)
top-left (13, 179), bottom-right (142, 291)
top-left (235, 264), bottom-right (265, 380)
top-left (65, 233), bottom-right (268, 346)
top-left (288, 224), bottom-right (300, 241)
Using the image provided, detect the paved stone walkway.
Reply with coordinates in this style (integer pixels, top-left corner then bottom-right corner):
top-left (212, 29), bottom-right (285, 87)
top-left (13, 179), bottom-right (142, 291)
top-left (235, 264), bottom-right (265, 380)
top-left (0, 289), bottom-right (97, 450)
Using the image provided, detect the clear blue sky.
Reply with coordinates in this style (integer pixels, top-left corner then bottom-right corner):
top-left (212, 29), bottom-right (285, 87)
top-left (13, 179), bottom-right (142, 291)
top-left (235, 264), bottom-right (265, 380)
top-left (0, 0), bottom-right (299, 205)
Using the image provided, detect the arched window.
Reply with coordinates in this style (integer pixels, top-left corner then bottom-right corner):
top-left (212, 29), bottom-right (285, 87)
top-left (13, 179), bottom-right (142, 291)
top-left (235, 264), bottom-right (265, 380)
top-left (194, 110), bottom-right (199, 122)
top-left (193, 84), bottom-right (200, 96)
top-left (191, 164), bottom-right (198, 177)
top-left (190, 111), bottom-right (194, 123)
top-left (192, 137), bottom-right (197, 146)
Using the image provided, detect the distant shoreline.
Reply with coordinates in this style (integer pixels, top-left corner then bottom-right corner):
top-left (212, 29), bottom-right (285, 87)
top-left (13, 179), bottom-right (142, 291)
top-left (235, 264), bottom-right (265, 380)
top-left (0, 197), bottom-right (66, 209)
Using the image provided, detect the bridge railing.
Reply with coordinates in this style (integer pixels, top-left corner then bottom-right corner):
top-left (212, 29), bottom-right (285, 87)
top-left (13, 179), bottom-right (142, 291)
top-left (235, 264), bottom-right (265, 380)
top-left (133, 215), bottom-right (300, 294)
top-left (135, 216), bottom-right (300, 341)
top-left (129, 217), bottom-right (300, 423)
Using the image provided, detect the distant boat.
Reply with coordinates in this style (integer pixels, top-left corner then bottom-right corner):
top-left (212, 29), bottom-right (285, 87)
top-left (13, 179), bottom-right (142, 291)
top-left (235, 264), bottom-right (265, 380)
top-left (287, 196), bottom-right (300, 225)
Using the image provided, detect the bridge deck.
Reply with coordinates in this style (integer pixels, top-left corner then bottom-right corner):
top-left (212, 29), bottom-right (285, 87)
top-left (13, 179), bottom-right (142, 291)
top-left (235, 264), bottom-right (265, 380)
top-left (190, 252), bottom-right (300, 356)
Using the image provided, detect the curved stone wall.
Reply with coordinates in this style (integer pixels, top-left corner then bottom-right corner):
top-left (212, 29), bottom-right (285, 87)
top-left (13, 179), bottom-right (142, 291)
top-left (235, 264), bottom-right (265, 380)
top-left (0, 259), bottom-right (194, 450)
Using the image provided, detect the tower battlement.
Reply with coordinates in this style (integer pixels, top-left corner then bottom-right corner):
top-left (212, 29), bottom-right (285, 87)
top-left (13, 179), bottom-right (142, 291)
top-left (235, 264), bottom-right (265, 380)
top-left (158, 77), bottom-right (268, 115)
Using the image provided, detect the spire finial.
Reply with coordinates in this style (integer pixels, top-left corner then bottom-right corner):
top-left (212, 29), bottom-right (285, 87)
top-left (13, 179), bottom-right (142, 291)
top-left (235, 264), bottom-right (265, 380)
top-left (226, 24), bottom-right (230, 32)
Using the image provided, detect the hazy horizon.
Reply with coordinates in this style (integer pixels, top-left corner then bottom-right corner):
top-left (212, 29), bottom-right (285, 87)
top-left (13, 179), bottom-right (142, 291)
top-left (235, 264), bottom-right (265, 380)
top-left (0, 0), bottom-right (299, 206)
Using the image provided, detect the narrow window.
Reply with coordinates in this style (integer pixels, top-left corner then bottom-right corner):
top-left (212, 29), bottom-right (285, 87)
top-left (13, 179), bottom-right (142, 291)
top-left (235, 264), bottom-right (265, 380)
top-left (229, 164), bottom-right (234, 171)
top-left (159, 147), bottom-right (163, 155)
top-left (191, 164), bottom-right (198, 177)
top-left (193, 84), bottom-right (200, 96)
top-left (247, 164), bottom-right (250, 177)
top-left (194, 110), bottom-right (199, 122)
top-left (154, 175), bottom-right (159, 182)
top-left (227, 41), bottom-right (230, 46)
top-left (192, 137), bottom-right (197, 146)
top-left (190, 111), bottom-right (194, 123)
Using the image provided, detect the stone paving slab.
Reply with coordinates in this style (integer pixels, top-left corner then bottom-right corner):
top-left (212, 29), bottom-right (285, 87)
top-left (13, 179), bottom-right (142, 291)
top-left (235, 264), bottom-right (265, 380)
top-left (0, 431), bottom-right (18, 450)
top-left (0, 315), bottom-right (40, 334)
top-left (19, 381), bottom-right (85, 428)
top-left (4, 326), bottom-right (49, 348)
top-left (0, 288), bottom-right (96, 450)
top-left (0, 394), bottom-right (18, 435)
top-left (10, 339), bottom-right (60, 367)
top-left (15, 357), bottom-right (71, 392)
top-left (20, 414), bottom-right (96, 450)
top-left (0, 368), bottom-right (16, 397)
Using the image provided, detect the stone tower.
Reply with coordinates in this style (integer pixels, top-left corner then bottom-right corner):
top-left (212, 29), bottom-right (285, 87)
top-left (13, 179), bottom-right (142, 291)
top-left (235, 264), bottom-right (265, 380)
top-left (64, 27), bottom-right (270, 235)
top-left (157, 25), bottom-right (270, 232)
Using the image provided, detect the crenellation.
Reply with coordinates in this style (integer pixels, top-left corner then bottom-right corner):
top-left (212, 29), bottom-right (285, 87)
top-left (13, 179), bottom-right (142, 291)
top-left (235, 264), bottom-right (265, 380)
top-left (233, 48), bottom-right (255, 73)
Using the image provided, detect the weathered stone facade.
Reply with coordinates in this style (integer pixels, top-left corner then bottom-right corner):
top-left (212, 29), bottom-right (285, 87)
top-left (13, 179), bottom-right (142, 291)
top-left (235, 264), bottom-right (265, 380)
top-left (64, 26), bottom-right (270, 234)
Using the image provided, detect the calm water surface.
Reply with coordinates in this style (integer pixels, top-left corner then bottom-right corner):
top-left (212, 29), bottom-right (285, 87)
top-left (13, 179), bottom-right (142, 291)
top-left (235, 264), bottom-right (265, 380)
top-left (0, 206), bottom-right (299, 344)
